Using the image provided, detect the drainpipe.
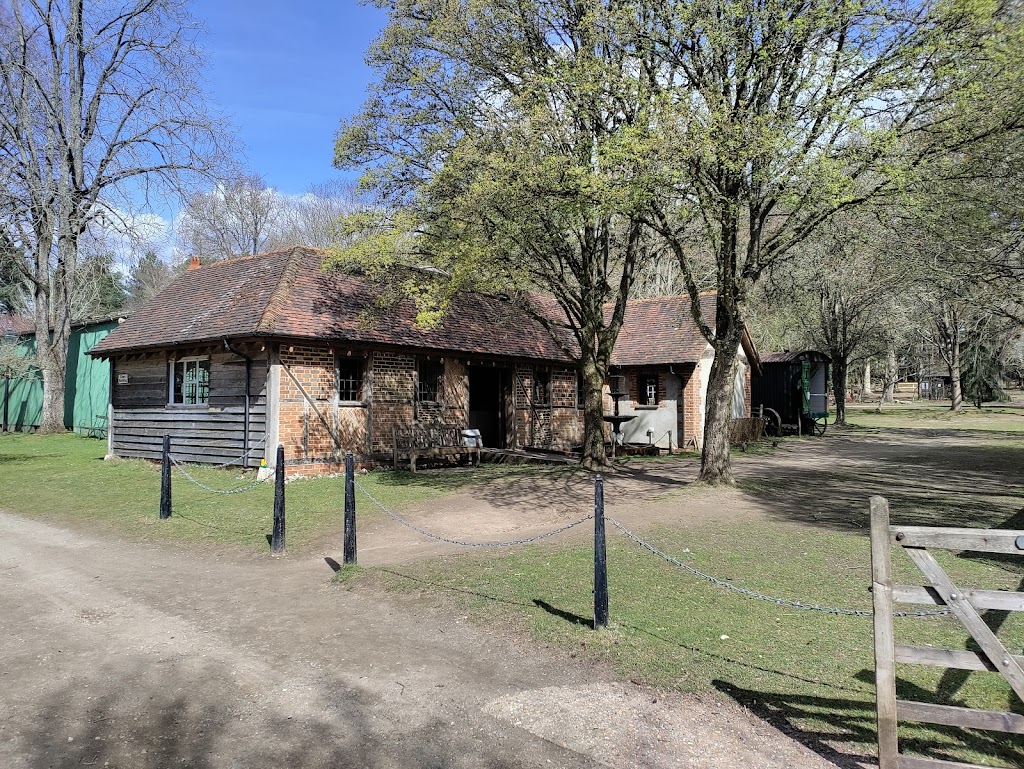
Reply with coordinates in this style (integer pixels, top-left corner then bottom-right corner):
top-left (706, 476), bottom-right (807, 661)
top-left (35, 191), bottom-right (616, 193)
top-left (223, 339), bottom-right (252, 464)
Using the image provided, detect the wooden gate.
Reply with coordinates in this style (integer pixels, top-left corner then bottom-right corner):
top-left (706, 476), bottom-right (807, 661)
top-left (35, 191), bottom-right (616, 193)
top-left (870, 496), bottom-right (1024, 769)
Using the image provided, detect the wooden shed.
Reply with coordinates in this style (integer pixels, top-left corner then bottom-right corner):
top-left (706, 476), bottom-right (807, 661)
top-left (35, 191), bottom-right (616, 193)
top-left (751, 350), bottom-right (830, 435)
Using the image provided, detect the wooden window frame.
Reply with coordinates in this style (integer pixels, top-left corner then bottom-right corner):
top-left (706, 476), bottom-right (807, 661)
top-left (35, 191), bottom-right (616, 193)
top-left (638, 372), bottom-right (659, 406)
top-left (533, 369), bottom-right (551, 406)
top-left (169, 355), bottom-right (210, 407)
top-left (417, 359), bottom-right (443, 404)
top-left (336, 356), bottom-right (366, 405)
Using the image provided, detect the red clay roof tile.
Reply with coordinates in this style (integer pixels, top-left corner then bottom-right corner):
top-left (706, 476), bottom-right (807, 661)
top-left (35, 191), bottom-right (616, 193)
top-left (89, 246), bottom-right (730, 366)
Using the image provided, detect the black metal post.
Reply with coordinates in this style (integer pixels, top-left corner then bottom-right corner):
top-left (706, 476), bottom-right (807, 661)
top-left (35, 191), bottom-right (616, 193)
top-left (2, 377), bottom-right (9, 432)
top-left (159, 434), bottom-right (172, 520)
top-left (593, 474), bottom-right (608, 629)
top-left (271, 444), bottom-right (286, 554)
top-left (343, 452), bottom-right (357, 565)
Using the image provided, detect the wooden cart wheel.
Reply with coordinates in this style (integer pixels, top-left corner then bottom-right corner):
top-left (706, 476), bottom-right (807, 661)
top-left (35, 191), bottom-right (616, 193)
top-left (762, 407), bottom-right (782, 437)
top-left (812, 416), bottom-right (827, 436)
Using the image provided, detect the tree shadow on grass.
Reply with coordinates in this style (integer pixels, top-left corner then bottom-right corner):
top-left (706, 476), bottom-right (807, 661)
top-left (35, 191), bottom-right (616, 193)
top-left (716, 673), bottom-right (1024, 769)
top-left (367, 460), bottom-right (690, 517)
top-left (739, 434), bottom-right (1024, 534)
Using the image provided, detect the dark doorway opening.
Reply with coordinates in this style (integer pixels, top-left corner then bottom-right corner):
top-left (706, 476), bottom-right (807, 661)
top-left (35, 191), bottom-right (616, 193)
top-left (469, 367), bottom-right (507, 448)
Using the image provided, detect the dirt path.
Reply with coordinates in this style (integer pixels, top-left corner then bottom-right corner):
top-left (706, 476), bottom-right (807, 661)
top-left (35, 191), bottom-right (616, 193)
top-left (0, 513), bottom-right (849, 769)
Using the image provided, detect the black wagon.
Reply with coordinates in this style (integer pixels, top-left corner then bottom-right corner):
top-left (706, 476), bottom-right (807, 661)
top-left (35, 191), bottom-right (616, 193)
top-left (751, 350), bottom-right (830, 436)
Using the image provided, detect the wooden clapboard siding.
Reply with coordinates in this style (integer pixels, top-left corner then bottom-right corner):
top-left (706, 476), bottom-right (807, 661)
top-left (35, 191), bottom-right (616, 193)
top-left (111, 352), bottom-right (269, 467)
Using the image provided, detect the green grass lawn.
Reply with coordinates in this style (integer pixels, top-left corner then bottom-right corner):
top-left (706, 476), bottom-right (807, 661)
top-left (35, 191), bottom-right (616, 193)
top-left (845, 397), bottom-right (1024, 434)
top-left (0, 433), bottom-right (462, 552)
top-left (0, 432), bottom-right (587, 552)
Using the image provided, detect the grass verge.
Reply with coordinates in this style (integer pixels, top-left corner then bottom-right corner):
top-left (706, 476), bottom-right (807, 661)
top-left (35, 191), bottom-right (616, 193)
top-left (0, 433), bottom-right (590, 552)
top-left (355, 520), bottom-right (1023, 767)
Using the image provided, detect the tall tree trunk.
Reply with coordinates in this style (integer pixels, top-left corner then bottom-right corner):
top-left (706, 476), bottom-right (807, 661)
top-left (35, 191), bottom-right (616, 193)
top-left (34, 280), bottom-right (70, 434)
top-left (876, 344), bottom-right (897, 412)
top-left (831, 356), bottom-right (848, 426)
top-left (862, 360), bottom-right (873, 397)
top-left (883, 346), bottom-right (897, 403)
top-left (948, 337), bottom-right (963, 412)
top-left (580, 354), bottom-right (608, 470)
top-left (699, 343), bottom-right (738, 484)
top-left (696, 184), bottom-right (744, 485)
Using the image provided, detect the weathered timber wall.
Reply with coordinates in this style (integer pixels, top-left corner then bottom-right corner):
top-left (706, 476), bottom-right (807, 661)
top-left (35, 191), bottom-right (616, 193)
top-left (110, 349), bottom-right (269, 466)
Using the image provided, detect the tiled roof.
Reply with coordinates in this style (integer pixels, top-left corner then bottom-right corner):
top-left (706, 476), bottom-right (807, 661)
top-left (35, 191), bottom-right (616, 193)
top-left (610, 294), bottom-right (717, 367)
top-left (0, 313), bottom-right (34, 337)
top-left (89, 246), bottom-right (745, 366)
top-left (90, 247), bottom-right (571, 361)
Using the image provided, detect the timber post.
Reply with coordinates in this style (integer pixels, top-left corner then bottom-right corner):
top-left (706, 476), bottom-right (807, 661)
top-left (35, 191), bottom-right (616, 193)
top-left (343, 452), bottom-right (357, 565)
top-left (593, 474), bottom-right (608, 629)
top-left (159, 434), bottom-right (172, 520)
top-left (869, 496), bottom-right (898, 769)
top-left (271, 444), bottom-right (285, 554)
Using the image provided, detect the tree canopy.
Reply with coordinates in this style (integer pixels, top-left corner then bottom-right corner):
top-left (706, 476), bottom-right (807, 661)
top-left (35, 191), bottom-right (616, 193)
top-left (339, 0), bottom-right (1024, 475)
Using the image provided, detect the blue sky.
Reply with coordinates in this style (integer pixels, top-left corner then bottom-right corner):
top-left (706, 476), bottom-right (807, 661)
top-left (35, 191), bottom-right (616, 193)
top-left (196, 0), bottom-right (387, 195)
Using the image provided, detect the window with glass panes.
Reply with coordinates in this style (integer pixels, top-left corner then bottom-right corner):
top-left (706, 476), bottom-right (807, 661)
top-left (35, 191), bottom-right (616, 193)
top-left (337, 358), bottom-right (364, 402)
top-left (638, 373), bottom-right (658, 405)
top-left (171, 357), bottom-right (210, 405)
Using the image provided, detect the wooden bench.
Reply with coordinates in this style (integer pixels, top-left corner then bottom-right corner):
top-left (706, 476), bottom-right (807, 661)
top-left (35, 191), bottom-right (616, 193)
top-left (392, 424), bottom-right (481, 472)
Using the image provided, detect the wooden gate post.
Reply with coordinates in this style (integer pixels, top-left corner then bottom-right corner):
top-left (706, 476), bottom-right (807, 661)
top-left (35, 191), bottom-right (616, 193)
top-left (870, 495), bottom-right (898, 769)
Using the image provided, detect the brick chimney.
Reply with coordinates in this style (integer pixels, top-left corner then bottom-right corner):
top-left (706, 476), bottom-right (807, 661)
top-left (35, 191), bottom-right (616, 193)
top-left (187, 255), bottom-right (201, 271)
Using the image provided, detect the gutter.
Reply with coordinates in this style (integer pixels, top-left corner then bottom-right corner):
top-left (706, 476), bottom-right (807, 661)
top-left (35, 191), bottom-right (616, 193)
top-left (223, 339), bottom-right (252, 465)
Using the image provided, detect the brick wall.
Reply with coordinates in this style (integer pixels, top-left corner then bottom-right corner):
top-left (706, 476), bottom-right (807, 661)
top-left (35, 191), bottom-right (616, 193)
top-left (368, 352), bottom-right (469, 455)
top-left (273, 347), bottom-right (581, 474)
top-left (277, 344), bottom-right (370, 475)
top-left (678, 363), bottom-right (701, 450)
top-left (369, 351), bottom-right (416, 454)
top-left (513, 364), bottom-right (581, 450)
top-left (624, 368), bottom-right (671, 408)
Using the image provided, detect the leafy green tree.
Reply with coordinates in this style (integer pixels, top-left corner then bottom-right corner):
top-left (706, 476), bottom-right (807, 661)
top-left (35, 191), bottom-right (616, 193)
top-left (334, 0), bottom-right (659, 467)
top-left (631, 0), bottom-right (1024, 480)
top-left (338, 0), bottom-right (1024, 480)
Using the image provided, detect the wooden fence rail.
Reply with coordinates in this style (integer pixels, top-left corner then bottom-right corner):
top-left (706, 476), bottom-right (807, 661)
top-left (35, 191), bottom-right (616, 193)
top-left (870, 496), bottom-right (1024, 769)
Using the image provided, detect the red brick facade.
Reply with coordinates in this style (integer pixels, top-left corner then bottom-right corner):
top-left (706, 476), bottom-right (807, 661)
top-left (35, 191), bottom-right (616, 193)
top-left (274, 344), bottom-right (582, 476)
top-left (512, 365), bottom-right (582, 451)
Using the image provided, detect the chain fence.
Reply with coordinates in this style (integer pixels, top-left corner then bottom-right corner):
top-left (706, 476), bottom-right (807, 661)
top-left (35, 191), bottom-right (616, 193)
top-left (354, 478), bottom-right (593, 548)
top-left (607, 517), bottom-right (951, 618)
top-left (170, 455), bottom-right (273, 495)
top-left (170, 436), bottom-right (267, 470)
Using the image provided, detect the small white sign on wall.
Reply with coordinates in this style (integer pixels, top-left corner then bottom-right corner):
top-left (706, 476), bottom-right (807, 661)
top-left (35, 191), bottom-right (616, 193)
top-left (117, 373), bottom-right (129, 385)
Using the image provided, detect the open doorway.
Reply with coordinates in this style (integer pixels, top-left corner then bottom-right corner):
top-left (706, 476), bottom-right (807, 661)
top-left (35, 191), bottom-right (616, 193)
top-left (468, 367), bottom-right (508, 448)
